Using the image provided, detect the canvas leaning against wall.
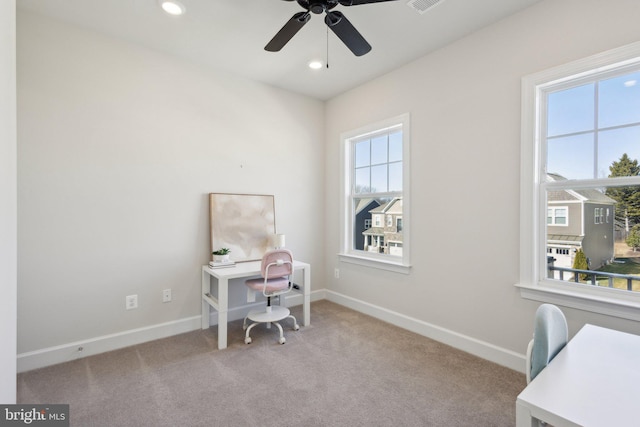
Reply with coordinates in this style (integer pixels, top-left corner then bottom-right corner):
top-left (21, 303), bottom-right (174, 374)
top-left (209, 193), bottom-right (276, 263)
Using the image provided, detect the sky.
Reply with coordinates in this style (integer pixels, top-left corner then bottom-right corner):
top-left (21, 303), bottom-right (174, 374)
top-left (546, 70), bottom-right (640, 180)
top-left (354, 130), bottom-right (402, 193)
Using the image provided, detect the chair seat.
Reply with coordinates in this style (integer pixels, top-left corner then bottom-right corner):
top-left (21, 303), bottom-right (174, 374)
top-left (245, 277), bottom-right (289, 294)
top-left (246, 305), bottom-right (290, 323)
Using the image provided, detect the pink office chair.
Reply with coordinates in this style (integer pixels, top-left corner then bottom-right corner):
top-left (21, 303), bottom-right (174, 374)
top-left (243, 249), bottom-right (300, 344)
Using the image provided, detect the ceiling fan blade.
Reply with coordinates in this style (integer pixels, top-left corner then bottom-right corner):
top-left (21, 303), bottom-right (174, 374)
top-left (265, 12), bottom-right (311, 52)
top-left (339, 0), bottom-right (399, 5)
top-left (325, 11), bottom-right (371, 56)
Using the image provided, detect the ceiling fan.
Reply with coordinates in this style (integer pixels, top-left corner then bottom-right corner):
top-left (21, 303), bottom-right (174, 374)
top-left (265, 0), bottom-right (398, 57)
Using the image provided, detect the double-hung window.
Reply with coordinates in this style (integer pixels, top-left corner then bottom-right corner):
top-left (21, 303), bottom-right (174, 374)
top-left (340, 113), bottom-right (411, 273)
top-left (520, 42), bottom-right (640, 319)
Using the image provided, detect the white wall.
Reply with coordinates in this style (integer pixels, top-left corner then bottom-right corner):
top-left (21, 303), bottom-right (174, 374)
top-left (17, 0), bottom-right (640, 375)
top-left (1, 0), bottom-right (17, 403)
top-left (17, 11), bottom-right (324, 359)
top-left (325, 0), bottom-right (640, 366)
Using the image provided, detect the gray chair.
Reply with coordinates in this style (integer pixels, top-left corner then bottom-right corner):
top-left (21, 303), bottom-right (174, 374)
top-left (525, 304), bottom-right (568, 383)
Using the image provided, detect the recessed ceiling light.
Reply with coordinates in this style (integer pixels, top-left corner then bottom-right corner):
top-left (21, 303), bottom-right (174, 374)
top-left (160, 1), bottom-right (185, 16)
top-left (308, 61), bottom-right (323, 70)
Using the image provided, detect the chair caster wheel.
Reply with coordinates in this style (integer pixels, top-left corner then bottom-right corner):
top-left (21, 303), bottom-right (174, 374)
top-left (279, 337), bottom-right (286, 344)
top-left (244, 337), bottom-right (252, 344)
top-left (293, 324), bottom-right (300, 331)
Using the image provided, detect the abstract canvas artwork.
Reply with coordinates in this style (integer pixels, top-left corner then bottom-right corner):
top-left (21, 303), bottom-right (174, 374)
top-left (209, 193), bottom-right (276, 263)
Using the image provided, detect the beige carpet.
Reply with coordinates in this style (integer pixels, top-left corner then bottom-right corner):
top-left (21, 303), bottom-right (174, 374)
top-left (18, 300), bottom-right (525, 426)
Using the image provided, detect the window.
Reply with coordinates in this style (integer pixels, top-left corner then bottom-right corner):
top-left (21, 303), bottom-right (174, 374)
top-left (520, 41), bottom-right (640, 320)
top-left (340, 114), bottom-right (411, 273)
top-left (547, 207), bottom-right (568, 225)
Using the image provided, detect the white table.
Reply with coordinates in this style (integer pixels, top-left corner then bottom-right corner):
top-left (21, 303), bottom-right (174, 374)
top-left (201, 260), bottom-right (311, 350)
top-left (516, 324), bottom-right (640, 427)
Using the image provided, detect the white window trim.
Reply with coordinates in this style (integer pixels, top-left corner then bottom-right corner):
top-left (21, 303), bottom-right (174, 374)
top-left (547, 206), bottom-right (569, 226)
top-left (518, 41), bottom-right (640, 321)
top-left (594, 207), bottom-right (605, 225)
top-left (339, 113), bottom-right (411, 274)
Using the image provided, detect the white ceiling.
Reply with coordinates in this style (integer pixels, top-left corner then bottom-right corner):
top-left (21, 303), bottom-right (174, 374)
top-left (17, 0), bottom-right (541, 100)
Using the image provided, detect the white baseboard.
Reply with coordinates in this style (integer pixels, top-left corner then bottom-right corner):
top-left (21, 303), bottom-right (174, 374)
top-left (18, 289), bottom-right (523, 374)
top-left (18, 290), bottom-right (328, 373)
top-left (324, 290), bottom-right (526, 373)
top-left (17, 316), bottom-right (202, 373)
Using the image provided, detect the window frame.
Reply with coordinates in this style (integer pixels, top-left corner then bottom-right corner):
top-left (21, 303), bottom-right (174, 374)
top-left (339, 113), bottom-right (411, 273)
top-left (519, 41), bottom-right (640, 321)
top-left (594, 207), bottom-right (606, 225)
top-left (547, 206), bottom-right (569, 226)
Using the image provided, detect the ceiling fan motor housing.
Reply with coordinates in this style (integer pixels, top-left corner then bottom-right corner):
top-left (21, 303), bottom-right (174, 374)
top-left (298, 0), bottom-right (339, 14)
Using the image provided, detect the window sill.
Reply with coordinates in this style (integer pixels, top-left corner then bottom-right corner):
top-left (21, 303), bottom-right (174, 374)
top-left (516, 282), bottom-right (640, 322)
top-left (338, 253), bottom-right (411, 274)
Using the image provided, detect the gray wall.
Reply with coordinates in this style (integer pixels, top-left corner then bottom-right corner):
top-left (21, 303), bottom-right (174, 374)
top-left (324, 0), bottom-right (640, 360)
top-left (583, 203), bottom-right (615, 269)
top-left (548, 201), bottom-right (581, 237)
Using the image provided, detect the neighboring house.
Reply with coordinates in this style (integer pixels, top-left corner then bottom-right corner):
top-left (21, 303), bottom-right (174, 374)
top-left (363, 198), bottom-right (403, 255)
top-left (547, 174), bottom-right (616, 277)
top-left (354, 199), bottom-right (381, 250)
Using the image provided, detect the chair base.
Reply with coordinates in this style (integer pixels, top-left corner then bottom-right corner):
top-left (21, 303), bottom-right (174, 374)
top-left (243, 305), bottom-right (299, 345)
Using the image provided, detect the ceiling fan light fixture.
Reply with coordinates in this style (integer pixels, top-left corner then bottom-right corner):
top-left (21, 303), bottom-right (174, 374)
top-left (308, 60), bottom-right (323, 69)
top-left (160, 0), bottom-right (185, 16)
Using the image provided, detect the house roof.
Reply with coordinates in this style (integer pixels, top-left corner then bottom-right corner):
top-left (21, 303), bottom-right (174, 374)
top-left (355, 199), bottom-right (380, 215)
top-left (369, 197), bottom-right (402, 214)
top-left (363, 227), bottom-right (386, 236)
top-left (546, 174), bottom-right (617, 205)
top-left (548, 234), bottom-right (584, 245)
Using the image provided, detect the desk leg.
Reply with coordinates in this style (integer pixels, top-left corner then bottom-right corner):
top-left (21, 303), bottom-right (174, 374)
top-left (201, 268), bottom-right (210, 329)
top-left (303, 265), bottom-right (311, 327)
top-left (217, 277), bottom-right (229, 350)
top-left (515, 400), bottom-right (537, 427)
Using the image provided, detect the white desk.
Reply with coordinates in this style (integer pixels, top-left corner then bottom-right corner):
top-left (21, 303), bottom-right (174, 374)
top-left (201, 260), bottom-right (311, 350)
top-left (516, 324), bottom-right (640, 427)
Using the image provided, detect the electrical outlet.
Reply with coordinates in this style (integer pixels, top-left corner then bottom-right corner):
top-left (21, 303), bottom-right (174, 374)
top-left (162, 288), bottom-right (172, 303)
top-left (126, 294), bottom-right (138, 310)
top-left (334, 268), bottom-right (340, 279)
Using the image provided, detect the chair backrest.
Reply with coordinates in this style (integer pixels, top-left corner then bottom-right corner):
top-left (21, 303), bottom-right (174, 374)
top-left (528, 303), bottom-right (568, 382)
top-left (261, 249), bottom-right (293, 280)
